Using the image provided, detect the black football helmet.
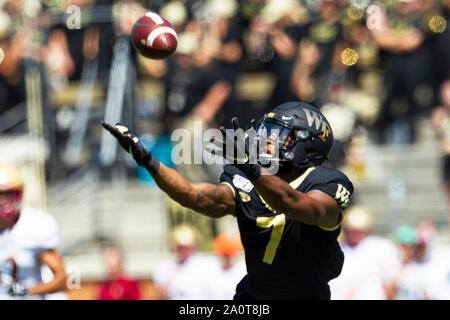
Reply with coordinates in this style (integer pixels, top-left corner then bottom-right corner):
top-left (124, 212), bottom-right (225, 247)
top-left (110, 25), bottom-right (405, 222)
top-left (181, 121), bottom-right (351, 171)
top-left (251, 102), bottom-right (334, 169)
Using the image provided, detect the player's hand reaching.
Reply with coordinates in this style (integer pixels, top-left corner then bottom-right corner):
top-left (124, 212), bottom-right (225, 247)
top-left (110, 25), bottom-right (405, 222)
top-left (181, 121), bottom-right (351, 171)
top-left (8, 282), bottom-right (28, 297)
top-left (210, 118), bottom-right (261, 181)
top-left (101, 122), bottom-right (160, 175)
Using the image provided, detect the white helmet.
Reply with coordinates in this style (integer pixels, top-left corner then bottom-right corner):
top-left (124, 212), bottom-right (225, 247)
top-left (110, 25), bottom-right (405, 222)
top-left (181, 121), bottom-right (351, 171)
top-left (0, 165), bottom-right (24, 222)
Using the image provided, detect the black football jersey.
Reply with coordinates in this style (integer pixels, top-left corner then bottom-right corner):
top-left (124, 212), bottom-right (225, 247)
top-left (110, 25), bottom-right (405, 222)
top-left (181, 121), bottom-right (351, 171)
top-left (219, 165), bottom-right (354, 300)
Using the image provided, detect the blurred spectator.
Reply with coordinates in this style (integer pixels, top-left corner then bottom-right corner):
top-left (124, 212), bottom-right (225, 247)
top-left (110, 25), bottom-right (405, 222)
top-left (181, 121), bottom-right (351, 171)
top-left (161, 32), bottom-right (197, 132)
top-left (98, 245), bottom-right (141, 300)
top-left (157, 25), bottom-right (234, 182)
top-left (416, 220), bottom-right (444, 259)
top-left (369, 0), bottom-right (433, 144)
top-left (177, 77), bottom-right (232, 183)
top-left (152, 224), bottom-right (217, 300)
top-left (291, 39), bottom-right (322, 104)
top-left (427, 0), bottom-right (450, 106)
top-left (204, 0), bottom-right (244, 125)
top-left (386, 224), bottom-right (429, 300)
top-left (0, 5), bottom-right (27, 116)
top-left (164, 36), bottom-right (232, 182)
top-left (161, 22), bottom-right (236, 131)
top-left (291, 0), bottom-right (348, 106)
top-left (203, 233), bottom-right (246, 300)
top-left (415, 221), bottom-right (450, 300)
top-left (423, 244), bottom-right (450, 300)
top-left (320, 97), bottom-right (358, 170)
top-left (44, 1), bottom-right (96, 84)
top-left (431, 79), bottom-right (450, 229)
top-left (206, 0), bottom-right (243, 74)
top-left (256, 0), bottom-right (307, 109)
top-left (162, 31), bottom-right (232, 133)
top-left (303, 0), bottom-right (346, 78)
top-left (329, 205), bottom-right (401, 299)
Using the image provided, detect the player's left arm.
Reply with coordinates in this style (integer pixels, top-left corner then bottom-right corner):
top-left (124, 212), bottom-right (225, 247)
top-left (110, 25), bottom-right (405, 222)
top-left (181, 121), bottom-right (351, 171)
top-left (252, 174), bottom-right (341, 229)
top-left (28, 250), bottom-right (67, 296)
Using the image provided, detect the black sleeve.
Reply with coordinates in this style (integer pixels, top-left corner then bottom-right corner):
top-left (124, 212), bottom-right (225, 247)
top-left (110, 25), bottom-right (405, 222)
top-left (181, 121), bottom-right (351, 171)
top-left (219, 164), bottom-right (238, 188)
top-left (219, 166), bottom-right (233, 184)
top-left (316, 178), bottom-right (353, 210)
top-left (306, 168), bottom-right (354, 210)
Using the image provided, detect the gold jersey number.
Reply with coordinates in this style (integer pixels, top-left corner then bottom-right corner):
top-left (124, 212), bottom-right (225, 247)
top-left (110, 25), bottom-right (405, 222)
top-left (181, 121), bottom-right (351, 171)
top-left (256, 214), bottom-right (286, 264)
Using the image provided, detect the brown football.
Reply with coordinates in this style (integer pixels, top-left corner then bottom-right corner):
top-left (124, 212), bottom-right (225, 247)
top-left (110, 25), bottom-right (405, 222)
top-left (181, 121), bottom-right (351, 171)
top-left (131, 12), bottom-right (178, 60)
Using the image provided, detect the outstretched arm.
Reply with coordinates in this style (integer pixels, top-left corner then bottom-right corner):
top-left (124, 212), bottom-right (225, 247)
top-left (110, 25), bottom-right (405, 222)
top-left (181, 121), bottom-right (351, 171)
top-left (101, 123), bottom-right (235, 218)
top-left (153, 163), bottom-right (235, 218)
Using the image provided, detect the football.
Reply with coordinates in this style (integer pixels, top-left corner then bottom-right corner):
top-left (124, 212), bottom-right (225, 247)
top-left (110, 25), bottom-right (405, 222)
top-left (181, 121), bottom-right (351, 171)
top-left (131, 12), bottom-right (178, 60)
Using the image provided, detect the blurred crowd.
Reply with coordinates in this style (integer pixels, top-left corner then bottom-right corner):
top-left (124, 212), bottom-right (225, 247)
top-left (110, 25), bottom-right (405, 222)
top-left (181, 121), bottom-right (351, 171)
top-left (330, 205), bottom-right (450, 300)
top-left (1, 0), bottom-right (448, 219)
top-left (97, 226), bottom-right (246, 300)
top-left (0, 0), bottom-right (449, 171)
top-left (1, 0), bottom-right (450, 300)
top-left (1, 0), bottom-right (449, 139)
top-left (1, 0), bottom-right (449, 184)
top-left (97, 214), bottom-right (450, 300)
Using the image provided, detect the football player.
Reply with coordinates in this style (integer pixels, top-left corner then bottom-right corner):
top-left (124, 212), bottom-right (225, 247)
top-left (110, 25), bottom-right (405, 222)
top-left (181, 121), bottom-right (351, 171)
top-left (0, 165), bottom-right (67, 299)
top-left (102, 101), bottom-right (354, 299)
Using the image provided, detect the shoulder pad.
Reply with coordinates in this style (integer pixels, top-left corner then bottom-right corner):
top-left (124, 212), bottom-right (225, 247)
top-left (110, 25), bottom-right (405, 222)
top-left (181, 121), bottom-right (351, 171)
top-left (306, 167), bottom-right (351, 186)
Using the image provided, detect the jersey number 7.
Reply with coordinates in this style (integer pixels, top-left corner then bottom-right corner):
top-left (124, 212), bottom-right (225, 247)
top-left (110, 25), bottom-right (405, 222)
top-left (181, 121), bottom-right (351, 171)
top-left (256, 214), bottom-right (286, 264)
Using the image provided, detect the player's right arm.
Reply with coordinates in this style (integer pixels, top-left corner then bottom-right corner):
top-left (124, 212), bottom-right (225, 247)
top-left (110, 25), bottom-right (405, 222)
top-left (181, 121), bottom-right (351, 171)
top-left (153, 163), bottom-right (235, 218)
top-left (101, 122), bottom-right (235, 218)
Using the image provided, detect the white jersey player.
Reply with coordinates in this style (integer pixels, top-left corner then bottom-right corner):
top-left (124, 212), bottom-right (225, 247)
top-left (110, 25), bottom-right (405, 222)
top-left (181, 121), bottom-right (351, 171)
top-left (203, 233), bottom-right (246, 300)
top-left (329, 206), bottom-right (401, 300)
top-left (424, 245), bottom-right (450, 300)
top-left (0, 165), bottom-right (67, 300)
top-left (152, 224), bottom-right (218, 300)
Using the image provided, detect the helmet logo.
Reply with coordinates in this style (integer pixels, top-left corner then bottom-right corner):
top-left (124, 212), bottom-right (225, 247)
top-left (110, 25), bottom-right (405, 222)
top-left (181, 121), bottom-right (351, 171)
top-left (303, 108), bottom-right (329, 131)
top-left (318, 128), bottom-right (330, 142)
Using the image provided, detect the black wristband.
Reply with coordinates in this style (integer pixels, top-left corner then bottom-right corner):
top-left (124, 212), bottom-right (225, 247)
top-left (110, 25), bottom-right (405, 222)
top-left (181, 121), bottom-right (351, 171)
top-left (144, 157), bottom-right (160, 175)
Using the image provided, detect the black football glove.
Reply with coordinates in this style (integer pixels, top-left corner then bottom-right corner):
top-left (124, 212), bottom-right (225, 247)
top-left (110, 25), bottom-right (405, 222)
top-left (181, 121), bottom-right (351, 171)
top-left (210, 117), bottom-right (261, 181)
top-left (8, 282), bottom-right (28, 297)
top-left (101, 122), bottom-right (160, 175)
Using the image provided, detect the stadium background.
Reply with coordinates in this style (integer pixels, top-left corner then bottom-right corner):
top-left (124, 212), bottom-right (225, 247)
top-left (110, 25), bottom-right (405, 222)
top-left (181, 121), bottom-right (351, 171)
top-left (0, 0), bottom-right (449, 299)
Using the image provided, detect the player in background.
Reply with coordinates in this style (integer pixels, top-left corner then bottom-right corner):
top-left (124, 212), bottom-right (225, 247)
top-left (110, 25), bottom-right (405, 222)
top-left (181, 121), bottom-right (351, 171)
top-left (204, 233), bottom-right (246, 300)
top-left (98, 244), bottom-right (141, 300)
top-left (152, 224), bottom-right (218, 300)
top-left (0, 165), bottom-right (67, 299)
top-left (423, 244), bottom-right (450, 300)
top-left (329, 206), bottom-right (401, 300)
top-left (387, 224), bottom-right (429, 300)
top-left (102, 101), bottom-right (354, 299)
top-left (431, 79), bottom-right (450, 230)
